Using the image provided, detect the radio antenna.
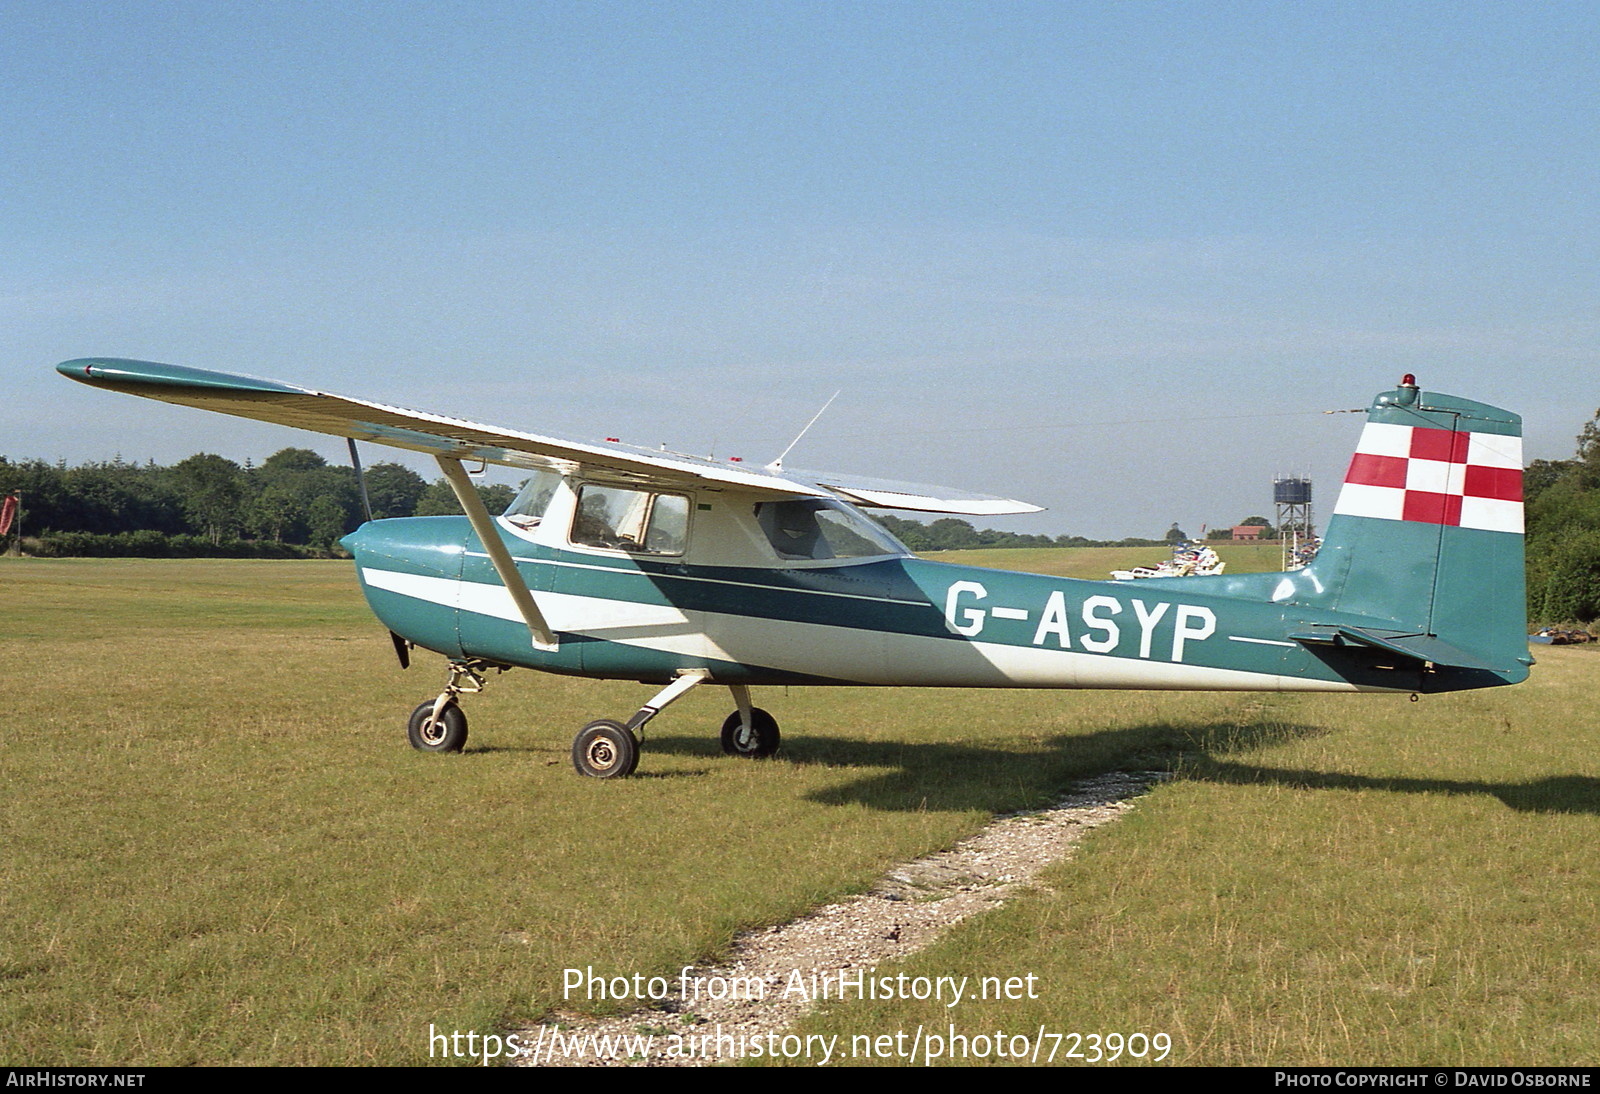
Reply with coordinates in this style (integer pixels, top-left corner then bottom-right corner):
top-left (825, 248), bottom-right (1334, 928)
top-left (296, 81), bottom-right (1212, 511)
top-left (767, 390), bottom-right (841, 471)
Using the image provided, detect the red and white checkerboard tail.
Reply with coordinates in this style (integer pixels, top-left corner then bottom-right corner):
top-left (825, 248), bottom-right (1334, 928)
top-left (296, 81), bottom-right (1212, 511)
top-left (1333, 419), bottom-right (1523, 535)
top-left (1314, 381), bottom-right (1526, 680)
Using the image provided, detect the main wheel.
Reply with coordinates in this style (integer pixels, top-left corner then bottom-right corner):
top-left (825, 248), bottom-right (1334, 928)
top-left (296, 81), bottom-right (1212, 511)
top-left (720, 708), bottom-right (780, 758)
top-left (572, 719), bottom-right (639, 778)
top-left (408, 700), bottom-right (468, 752)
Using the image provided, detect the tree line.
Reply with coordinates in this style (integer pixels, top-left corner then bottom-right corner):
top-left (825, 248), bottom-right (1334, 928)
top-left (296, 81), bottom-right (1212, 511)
top-left (0, 449), bottom-right (511, 557)
top-left (873, 514), bottom-right (1167, 552)
top-left (0, 448), bottom-right (1176, 558)
top-left (1525, 410), bottom-right (1600, 624)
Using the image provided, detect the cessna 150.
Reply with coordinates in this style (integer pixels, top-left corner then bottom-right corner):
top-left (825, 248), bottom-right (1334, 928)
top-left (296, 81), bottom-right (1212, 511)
top-left (58, 359), bottom-right (1529, 778)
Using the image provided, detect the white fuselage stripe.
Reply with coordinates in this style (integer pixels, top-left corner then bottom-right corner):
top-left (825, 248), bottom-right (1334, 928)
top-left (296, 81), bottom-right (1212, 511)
top-left (360, 567), bottom-right (1385, 693)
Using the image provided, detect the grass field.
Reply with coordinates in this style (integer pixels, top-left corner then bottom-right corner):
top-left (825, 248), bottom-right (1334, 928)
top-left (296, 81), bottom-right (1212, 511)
top-left (3, 557), bottom-right (1596, 1066)
top-left (932, 542), bottom-right (1285, 579)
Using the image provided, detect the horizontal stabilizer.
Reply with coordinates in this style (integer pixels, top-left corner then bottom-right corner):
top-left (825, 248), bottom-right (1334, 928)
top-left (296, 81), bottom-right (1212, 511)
top-left (1289, 626), bottom-right (1505, 672)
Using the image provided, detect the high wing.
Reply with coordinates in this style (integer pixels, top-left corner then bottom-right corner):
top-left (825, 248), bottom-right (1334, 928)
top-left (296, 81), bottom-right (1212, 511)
top-left (784, 467), bottom-right (1043, 516)
top-left (56, 358), bottom-right (1042, 516)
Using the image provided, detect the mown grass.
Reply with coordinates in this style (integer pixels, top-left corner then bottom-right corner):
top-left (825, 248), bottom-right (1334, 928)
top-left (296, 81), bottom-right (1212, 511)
top-left (3, 557), bottom-right (1592, 1066)
top-left (781, 652), bottom-right (1600, 1066)
top-left (0, 558), bottom-right (1208, 1065)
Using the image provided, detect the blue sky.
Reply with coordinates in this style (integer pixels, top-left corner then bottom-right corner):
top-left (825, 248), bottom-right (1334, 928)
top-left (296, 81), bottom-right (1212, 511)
top-left (6, 1), bottom-right (1596, 538)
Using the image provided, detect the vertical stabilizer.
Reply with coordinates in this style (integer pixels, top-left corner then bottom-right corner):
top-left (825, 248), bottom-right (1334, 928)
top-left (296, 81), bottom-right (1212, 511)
top-left (1295, 377), bottom-right (1527, 684)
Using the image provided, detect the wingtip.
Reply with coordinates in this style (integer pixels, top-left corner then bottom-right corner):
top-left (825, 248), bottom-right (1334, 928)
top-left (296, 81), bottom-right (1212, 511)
top-left (54, 358), bottom-right (302, 395)
top-left (56, 358), bottom-right (105, 382)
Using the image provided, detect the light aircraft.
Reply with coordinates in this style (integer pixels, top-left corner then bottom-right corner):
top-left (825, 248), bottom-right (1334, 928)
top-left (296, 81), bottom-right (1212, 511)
top-left (58, 360), bottom-right (1529, 778)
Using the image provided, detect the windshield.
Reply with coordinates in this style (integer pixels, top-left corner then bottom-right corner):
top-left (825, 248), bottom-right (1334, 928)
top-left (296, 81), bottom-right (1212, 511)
top-left (502, 470), bottom-right (562, 528)
top-left (755, 499), bottom-right (909, 561)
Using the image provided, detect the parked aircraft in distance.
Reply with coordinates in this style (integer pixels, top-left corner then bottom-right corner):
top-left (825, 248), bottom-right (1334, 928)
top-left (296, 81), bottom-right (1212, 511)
top-left (58, 360), bottom-right (1528, 777)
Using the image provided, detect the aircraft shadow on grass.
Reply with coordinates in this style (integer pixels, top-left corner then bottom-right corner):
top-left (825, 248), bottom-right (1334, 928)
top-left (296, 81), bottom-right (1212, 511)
top-left (1188, 759), bottom-right (1600, 816)
top-left (629, 717), bottom-right (1300, 812)
top-left (635, 719), bottom-right (1600, 817)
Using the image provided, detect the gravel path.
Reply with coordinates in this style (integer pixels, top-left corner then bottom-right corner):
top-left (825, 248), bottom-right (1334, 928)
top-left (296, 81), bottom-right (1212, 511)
top-left (514, 769), bottom-right (1165, 1066)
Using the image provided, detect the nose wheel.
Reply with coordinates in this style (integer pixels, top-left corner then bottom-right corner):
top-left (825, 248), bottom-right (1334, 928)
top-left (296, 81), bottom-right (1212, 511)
top-left (408, 699), bottom-right (468, 752)
top-left (406, 659), bottom-right (505, 754)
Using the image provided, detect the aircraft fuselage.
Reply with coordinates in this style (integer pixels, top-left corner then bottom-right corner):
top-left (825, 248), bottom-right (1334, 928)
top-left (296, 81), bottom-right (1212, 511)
top-left (343, 514), bottom-right (1502, 697)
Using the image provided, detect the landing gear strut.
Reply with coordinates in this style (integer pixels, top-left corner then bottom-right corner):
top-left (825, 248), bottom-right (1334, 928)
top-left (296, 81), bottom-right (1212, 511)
top-left (568, 671), bottom-right (707, 779)
top-left (567, 675), bottom-right (784, 778)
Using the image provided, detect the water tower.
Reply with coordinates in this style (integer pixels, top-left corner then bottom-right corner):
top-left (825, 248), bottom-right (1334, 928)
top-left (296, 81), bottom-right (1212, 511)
top-left (1273, 476), bottom-right (1314, 570)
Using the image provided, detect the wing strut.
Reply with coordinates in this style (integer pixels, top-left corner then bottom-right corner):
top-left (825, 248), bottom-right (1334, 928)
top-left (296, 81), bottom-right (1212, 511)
top-left (436, 456), bottom-right (558, 651)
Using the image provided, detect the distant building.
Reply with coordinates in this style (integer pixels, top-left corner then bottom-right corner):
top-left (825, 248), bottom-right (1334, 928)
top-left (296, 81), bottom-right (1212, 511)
top-left (1231, 525), bottom-right (1267, 541)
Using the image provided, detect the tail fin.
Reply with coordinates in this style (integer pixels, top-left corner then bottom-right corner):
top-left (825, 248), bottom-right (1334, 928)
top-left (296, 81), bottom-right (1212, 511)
top-left (1296, 377), bottom-right (1529, 687)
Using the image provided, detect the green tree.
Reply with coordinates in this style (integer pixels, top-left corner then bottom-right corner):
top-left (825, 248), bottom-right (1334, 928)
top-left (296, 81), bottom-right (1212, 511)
top-left (246, 481), bottom-right (301, 542)
top-left (1525, 459), bottom-right (1575, 505)
top-left (1529, 530), bottom-right (1600, 623)
top-left (1576, 409), bottom-right (1600, 470)
top-left (246, 449), bottom-right (361, 545)
top-left (1525, 408), bottom-right (1600, 623)
top-left (875, 514), bottom-right (932, 551)
top-left (416, 478), bottom-right (516, 517)
top-left (259, 448), bottom-right (328, 474)
top-left (926, 518), bottom-right (982, 551)
top-left (306, 495), bottom-right (351, 551)
top-left (363, 463), bottom-right (427, 519)
top-left (0, 458), bottom-right (69, 536)
top-left (73, 459), bottom-right (186, 535)
top-left (172, 454), bottom-right (245, 545)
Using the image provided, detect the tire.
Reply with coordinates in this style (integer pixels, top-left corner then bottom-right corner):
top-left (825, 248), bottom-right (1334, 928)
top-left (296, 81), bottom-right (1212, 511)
top-left (720, 708), bottom-right (780, 758)
top-left (572, 719), bottom-right (639, 778)
top-left (408, 700), bottom-right (468, 753)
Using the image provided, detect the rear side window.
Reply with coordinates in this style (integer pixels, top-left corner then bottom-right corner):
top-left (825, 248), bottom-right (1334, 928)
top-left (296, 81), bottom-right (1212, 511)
top-left (755, 499), bottom-right (908, 560)
top-left (571, 484), bottom-right (689, 555)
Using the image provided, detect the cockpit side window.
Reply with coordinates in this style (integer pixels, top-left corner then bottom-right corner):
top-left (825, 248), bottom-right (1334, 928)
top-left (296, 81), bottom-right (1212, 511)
top-left (754, 499), bottom-right (909, 561)
top-left (643, 493), bottom-right (689, 553)
top-left (570, 483), bottom-right (689, 556)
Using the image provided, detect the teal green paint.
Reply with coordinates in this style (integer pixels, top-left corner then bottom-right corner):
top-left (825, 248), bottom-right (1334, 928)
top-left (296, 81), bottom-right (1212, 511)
top-left (330, 382), bottom-right (1531, 694)
top-left (57, 358), bottom-right (303, 394)
top-left (1371, 386), bottom-right (1522, 436)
